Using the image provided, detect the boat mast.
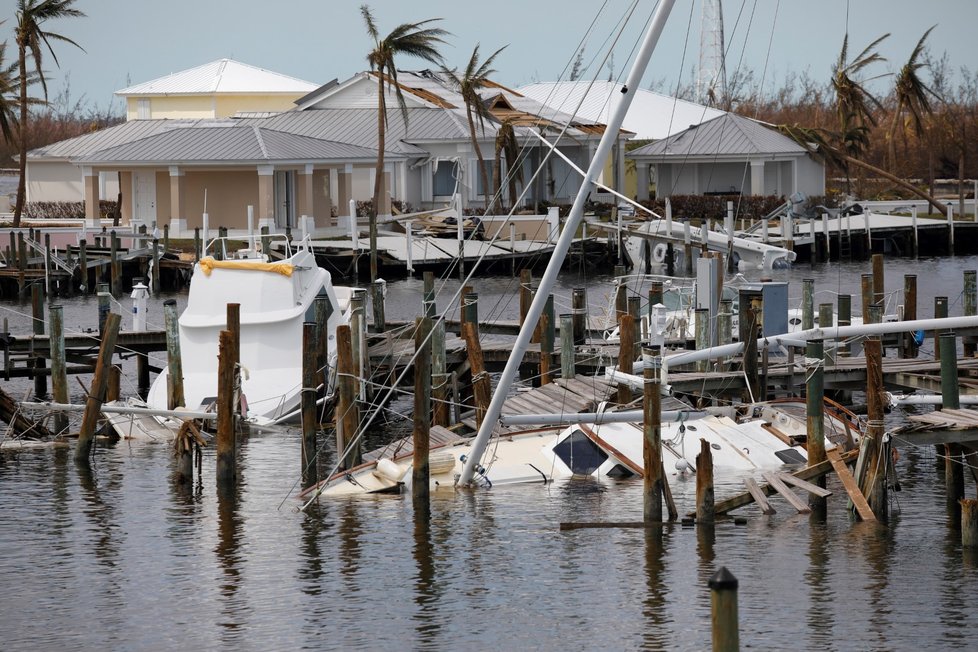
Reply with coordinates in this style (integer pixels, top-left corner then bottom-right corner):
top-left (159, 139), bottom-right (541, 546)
top-left (459, 0), bottom-right (678, 486)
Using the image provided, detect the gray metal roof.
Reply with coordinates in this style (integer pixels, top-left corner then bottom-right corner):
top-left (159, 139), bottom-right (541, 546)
top-left (74, 126), bottom-right (382, 165)
top-left (28, 119), bottom-right (211, 159)
top-left (628, 113), bottom-right (808, 159)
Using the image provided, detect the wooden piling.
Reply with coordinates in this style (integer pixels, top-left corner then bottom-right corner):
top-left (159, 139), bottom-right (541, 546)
top-left (627, 295), bottom-right (642, 359)
top-left (371, 280), bottom-right (386, 332)
top-left (163, 299), bottom-right (185, 410)
top-left (696, 438), bottom-right (715, 523)
top-left (313, 297), bottom-right (331, 399)
top-left (301, 322), bottom-right (318, 489)
top-left (151, 238), bottom-right (161, 293)
top-left (615, 276), bottom-right (627, 320)
top-left (964, 270), bottom-right (977, 358)
top-left (75, 312), bottom-right (121, 463)
top-left (572, 288), bottom-right (587, 345)
top-left (962, 499), bottom-right (978, 547)
top-left (617, 313), bottom-right (634, 404)
top-left (902, 275), bottom-right (918, 358)
top-left (78, 239), bottom-right (88, 292)
top-left (643, 360), bottom-right (663, 523)
top-left (432, 318), bottom-right (449, 427)
top-left (740, 301), bottom-right (760, 402)
top-left (934, 296), bottom-right (948, 360)
top-left (350, 291), bottom-right (365, 402)
top-left (97, 283), bottom-right (110, 336)
top-left (110, 231), bottom-right (121, 295)
top-left (560, 314), bottom-right (575, 380)
top-left (649, 280), bottom-right (664, 309)
top-left (107, 365), bottom-right (121, 402)
top-left (335, 324), bottom-right (360, 470)
top-left (413, 316), bottom-right (433, 509)
top-left (462, 321), bottom-right (491, 431)
top-left (540, 295), bottom-right (555, 386)
top-left (31, 284), bottom-right (47, 398)
top-left (802, 278), bottom-right (814, 330)
top-left (49, 305), bottom-right (69, 434)
top-left (806, 339), bottom-right (827, 513)
top-left (695, 308), bottom-right (710, 373)
top-left (871, 253), bottom-right (884, 306)
top-left (941, 332), bottom-right (964, 517)
top-left (462, 292), bottom-right (479, 333)
top-left (216, 330), bottom-right (236, 487)
top-left (260, 225), bottom-right (270, 259)
top-left (860, 274), bottom-right (874, 323)
top-left (422, 271), bottom-right (435, 318)
top-left (194, 227), bottom-right (201, 262)
top-left (859, 338), bottom-right (887, 520)
top-left (709, 567), bottom-right (740, 652)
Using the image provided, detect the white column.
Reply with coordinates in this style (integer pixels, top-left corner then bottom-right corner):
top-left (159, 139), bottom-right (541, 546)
top-left (750, 160), bottom-right (765, 196)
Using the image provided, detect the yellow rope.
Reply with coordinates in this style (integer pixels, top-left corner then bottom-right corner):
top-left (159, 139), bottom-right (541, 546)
top-left (199, 256), bottom-right (294, 278)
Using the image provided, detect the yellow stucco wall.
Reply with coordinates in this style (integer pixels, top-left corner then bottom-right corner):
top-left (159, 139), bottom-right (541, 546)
top-left (126, 93), bottom-right (306, 120)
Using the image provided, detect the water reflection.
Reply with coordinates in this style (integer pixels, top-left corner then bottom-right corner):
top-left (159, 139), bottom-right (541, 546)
top-left (641, 526), bottom-right (670, 650)
top-left (855, 521), bottom-right (894, 649)
top-left (412, 502), bottom-right (442, 648)
top-left (804, 523), bottom-right (834, 648)
top-left (215, 482), bottom-right (245, 640)
top-left (297, 503), bottom-right (326, 597)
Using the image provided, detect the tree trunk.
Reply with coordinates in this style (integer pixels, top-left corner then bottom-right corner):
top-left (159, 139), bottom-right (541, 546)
top-left (844, 154), bottom-right (948, 216)
top-left (14, 42), bottom-right (28, 228)
top-left (370, 71), bottom-right (386, 284)
top-left (467, 104), bottom-right (489, 211)
top-left (886, 99), bottom-right (904, 175)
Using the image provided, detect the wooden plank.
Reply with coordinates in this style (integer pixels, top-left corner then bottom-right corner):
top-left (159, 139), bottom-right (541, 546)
top-left (777, 471), bottom-right (833, 498)
top-left (743, 477), bottom-right (776, 514)
top-left (762, 471), bottom-right (811, 513)
top-left (827, 447), bottom-right (876, 522)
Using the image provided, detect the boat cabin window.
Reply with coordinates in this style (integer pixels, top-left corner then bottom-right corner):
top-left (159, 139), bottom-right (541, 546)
top-left (553, 429), bottom-right (608, 475)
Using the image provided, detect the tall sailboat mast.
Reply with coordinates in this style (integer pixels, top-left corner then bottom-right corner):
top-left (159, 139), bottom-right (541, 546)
top-left (459, 0), bottom-right (678, 486)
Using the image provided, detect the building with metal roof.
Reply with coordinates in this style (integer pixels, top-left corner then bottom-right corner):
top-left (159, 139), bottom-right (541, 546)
top-left (626, 112), bottom-right (825, 200)
top-left (115, 59), bottom-right (319, 120)
top-left (28, 67), bottom-right (628, 234)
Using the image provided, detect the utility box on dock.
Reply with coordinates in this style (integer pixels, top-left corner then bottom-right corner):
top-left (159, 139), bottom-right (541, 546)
top-left (738, 282), bottom-right (788, 338)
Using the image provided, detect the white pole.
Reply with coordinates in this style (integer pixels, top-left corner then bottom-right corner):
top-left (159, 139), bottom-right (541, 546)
top-left (548, 206), bottom-right (560, 243)
top-left (406, 219), bottom-right (413, 273)
top-left (822, 213), bottom-right (830, 259)
top-left (973, 179), bottom-right (977, 218)
top-left (948, 201), bottom-right (955, 252)
top-left (725, 201), bottom-right (734, 254)
top-left (348, 199), bottom-right (358, 250)
top-left (460, 0), bottom-right (678, 486)
top-left (912, 205), bottom-right (919, 253)
top-left (864, 210), bottom-right (872, 250)
top-left (665, 197), bottom-right (673, 235)
top-left (762, 211), bottom-right (769, 243)
top-left (202, 212), bottom-right (209, 254)
top-left (247, 205), bottom-right (255, 251)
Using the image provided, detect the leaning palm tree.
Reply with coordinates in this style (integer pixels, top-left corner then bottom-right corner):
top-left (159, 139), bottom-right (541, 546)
top-left (831, 32), bottom-right (889, 192)
top-left (0, 39), bottom-right (21, 148)
top-left (13, 0), bottom-right (85, 228)
top-left (492, 116), bottom-right (522, 211)
top-left (441, 44), bottom-right (507, 211)
top-left (886, 26), bottom-right (940, 173)
top-left (361, 5), bottom-right (448, 284)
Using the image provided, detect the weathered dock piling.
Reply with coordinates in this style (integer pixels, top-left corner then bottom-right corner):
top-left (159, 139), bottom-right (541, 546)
top-left (940, 332), bottom-right (964, 521)
top-left (413, 316), bottom-right (432, 509)
top-left (216, 329), bottom-right (236, 487)
top-left (643, 358), bottom-right (663, 523)
top-left (31, 284), bottom-right (46, 398)
top-left (301, 322), bottom-right (318, 490)
top-left (709, 567), bottom-right (740, 652)
top-left (806, 339), bottom-right (827, 514)
top-left (696, 438), bottom-right (715, 524)
top-left (163, 299), bottom-right (185, 410)
top-left (49, 305), bottom-right (68, 435)
top-left (75, 312), bottom-right (121, 463)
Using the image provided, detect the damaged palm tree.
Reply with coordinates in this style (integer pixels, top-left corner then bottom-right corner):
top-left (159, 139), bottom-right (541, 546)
top-left (886, 26), bottom-right (940, 173)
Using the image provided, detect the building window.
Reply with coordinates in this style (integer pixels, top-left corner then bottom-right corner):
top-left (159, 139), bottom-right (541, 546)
top-left (433, 160), bottom-right (458, 196)
top-left (137, 98), bottom-right (150, 120)
top-left (475, 160), bottom-right (496, 197)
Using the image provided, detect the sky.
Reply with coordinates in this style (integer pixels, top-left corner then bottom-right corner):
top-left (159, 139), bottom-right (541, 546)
top-left (1, 0), bottom-right (976, 114)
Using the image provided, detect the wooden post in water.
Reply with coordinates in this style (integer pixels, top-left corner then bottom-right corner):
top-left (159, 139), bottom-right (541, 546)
top-left (941, 332), bottom-right (964, 519)
top-left (934, 296), bottom-right (948, 361)
top-left (818, 303), bottom-right (834, 365)
top-left (301, 322), bottom-right (318, 490)
top-left (740, 300), bottom-right (760, 403)
top-left (107, 365), bottom-right (121, 402)
top-left (806, 339), bottom-right (827, 514)
top-left (696, 438), bottom-right (715, 523)
top-left (540, 295), bottom-right (555, 386)
top-left (432, 318), bottom-right (449, 427)
top-left (871, 253), bottom-right (884, 307)
top-left (49, 305), bottom-right (68, 434)
top-left (859, 338), bottom-right (888, 520)
top-left (350, 291), bottom-right (365, 404)
top-left (860, 274), bottom-right (874, 323)
top-left (31, 284), bottom-right (47, 398)
top-left (335, 324), bottom-right (360, 471)
top-left (964, 270), bottom-right (977, 358)
top-left (695, 307), bottom-right (710, 373)
top-left (462, 292), bottom-right (479, 334)
top-left (617, 313), bottom-right (634, 404)
top-left (413, 316), bottom-right (433, 509)
top-left (802, 279), bottom-right (814, 331)
top-left (313, 297), bottom-right (331, 403)
top-left (75, 312), bottom-right (121, 463)
top-left (163, 299), bottom-right (185, 410)
top-left (78, 239), bottom-right (88, 293)
top-left (643, 358), bottom-right (663, 523)
top-left (709, 567), bottom-right (740, 652)
top-left (109, 231), bottom-right (121, 295)
top-left (560, 314), bottom-right (575, 380)
top-left (902, 275), bottom-right (918, 359)
top-left (216, 330), bottom-right (236, 487)
top-left (615, 273), bottom-right (628, 320)
top-left (459, 284), bottom-right (473, 327)
top-left (963, 499), bottom-right (978, 548)
top-left (97, 283), bottom-right (110, 336)
top-left (372, 281), bottom-right (385, 332)
top-left (151, 238), bottom-right (160, 293)
top-left (838, 294), bottom-right (851, 357)
top-left (422, 271), bottom-right (435, 318)
top-left (572, 288), bottom-right (587, 345)
top-left (628, 295), bottom-right (642, 358)
top-left (462, 321), bottom-right (491, 431)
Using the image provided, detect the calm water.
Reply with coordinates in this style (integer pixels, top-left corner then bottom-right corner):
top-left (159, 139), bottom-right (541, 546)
top-left (2, 255), bottom-right (978, 651)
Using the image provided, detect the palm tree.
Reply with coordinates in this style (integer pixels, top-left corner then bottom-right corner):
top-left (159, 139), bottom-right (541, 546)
top-left (13, 0), bottom-right (85, 227)
top-left (831, 32), bottom-right (889, 192)
top-left (492, 117), bottom-right (522, 211)
top-left (441, 44), bottom-right (507, 211)
top-left (0, 39), bottom-right (20, 148)
top-left (886, 26), bottom-right (940, 173)
top-left (361, 5), bottom-right (448, 284)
